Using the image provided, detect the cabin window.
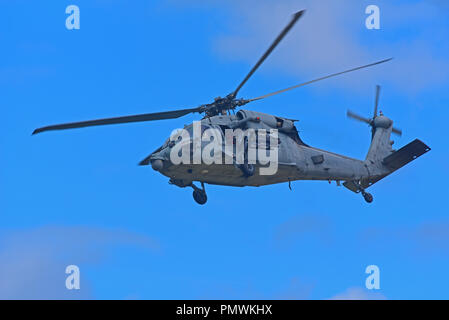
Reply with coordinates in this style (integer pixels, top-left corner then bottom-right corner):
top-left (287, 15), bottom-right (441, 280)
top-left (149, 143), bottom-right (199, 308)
top-left (275, 117), bottom-right (284, 128)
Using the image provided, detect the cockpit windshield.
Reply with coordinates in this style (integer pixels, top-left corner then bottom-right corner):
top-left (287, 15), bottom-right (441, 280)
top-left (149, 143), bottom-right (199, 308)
top-left (161, 124), bottom-right (213, 148)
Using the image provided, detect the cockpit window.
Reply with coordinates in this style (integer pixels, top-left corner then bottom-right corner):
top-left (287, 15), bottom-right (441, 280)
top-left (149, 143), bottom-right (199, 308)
top-left (162, 138), bottom-right (170, 148)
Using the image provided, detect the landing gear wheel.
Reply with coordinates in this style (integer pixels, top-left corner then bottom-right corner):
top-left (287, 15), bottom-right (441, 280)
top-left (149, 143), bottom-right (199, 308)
top-left (240, 163), bottom-right (255, 177)
top-left (193, 189), bottom-right (207, 205)
top-left (362, 192), bottom-right (373, 203)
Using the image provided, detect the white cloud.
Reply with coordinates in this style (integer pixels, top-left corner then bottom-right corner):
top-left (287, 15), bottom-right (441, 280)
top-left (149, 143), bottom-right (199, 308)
top-left (330, 287), bottom-right (386, 300)
top-left (362, 220), bottom-right (449, 256)
top-left (273, 214), bottom-right (333, 248)
top-left (275, 277), bottom-right (314, 300)
top-left (0, 226), bottom-right (159, 299)
top-left (207, 0), bottom-right (449, 94)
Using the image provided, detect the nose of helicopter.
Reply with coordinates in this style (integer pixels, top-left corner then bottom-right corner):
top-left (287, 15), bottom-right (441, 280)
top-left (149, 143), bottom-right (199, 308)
top-left (148, 144), bottom-right (172, 171)
top-left (151, 159), bottom-right (164, 171)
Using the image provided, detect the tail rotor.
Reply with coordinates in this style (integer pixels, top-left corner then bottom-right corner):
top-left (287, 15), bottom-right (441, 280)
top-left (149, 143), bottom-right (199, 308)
top-left (347, 85), bottom-right (402, 137)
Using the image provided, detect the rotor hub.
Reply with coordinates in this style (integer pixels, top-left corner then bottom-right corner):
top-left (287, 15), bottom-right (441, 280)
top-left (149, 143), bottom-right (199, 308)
top-left (373, 115), bottom-right (392, 129)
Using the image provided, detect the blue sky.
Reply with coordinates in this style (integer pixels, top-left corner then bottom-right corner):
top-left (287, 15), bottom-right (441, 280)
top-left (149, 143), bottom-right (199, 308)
top-left (0, 0), bottom-right (448, 299)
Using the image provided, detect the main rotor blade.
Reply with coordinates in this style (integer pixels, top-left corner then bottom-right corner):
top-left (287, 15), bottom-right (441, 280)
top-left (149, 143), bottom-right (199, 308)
top-left (374, 85), bottom-right (380, 117)
top-left (347, 110), bottom-right (371, 124)
top-left (232, 10), bottom-right (305, 98)
top-left (32, 107), bottom-right (200, 135)
top-left (248, 58), bottom-right (393, 102)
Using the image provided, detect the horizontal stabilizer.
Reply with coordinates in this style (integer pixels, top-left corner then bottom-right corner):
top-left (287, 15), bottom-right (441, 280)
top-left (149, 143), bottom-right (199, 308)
top-left (344, 139), bottom-right (430, 193)
top-left (382, 139), bottom-right (430, 171)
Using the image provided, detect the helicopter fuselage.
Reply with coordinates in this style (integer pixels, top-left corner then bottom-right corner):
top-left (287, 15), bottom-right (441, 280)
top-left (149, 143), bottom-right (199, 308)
top-left (144, 110), bottom-right (374, 188)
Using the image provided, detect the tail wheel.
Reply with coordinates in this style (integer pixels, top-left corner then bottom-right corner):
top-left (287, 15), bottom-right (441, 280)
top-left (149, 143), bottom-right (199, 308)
top-left (363, 192), bottom-right (373, 203)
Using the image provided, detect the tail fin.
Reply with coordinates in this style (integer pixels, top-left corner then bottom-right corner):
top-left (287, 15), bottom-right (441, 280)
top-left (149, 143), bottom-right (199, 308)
top-left (346, 85), bottom-right (402, 165)
top-left (365, 116), bottom-right (394, 165)
top-left (345, 85), bottom-right (430, 192)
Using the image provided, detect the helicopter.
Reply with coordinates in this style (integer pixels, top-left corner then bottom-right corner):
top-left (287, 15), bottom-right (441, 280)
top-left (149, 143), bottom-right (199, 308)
top-left (33, 10), bottom-right (430, 205)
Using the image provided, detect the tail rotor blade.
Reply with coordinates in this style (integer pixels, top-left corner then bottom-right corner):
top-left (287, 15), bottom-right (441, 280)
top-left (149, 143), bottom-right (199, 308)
top-left (348, 109), bottom-right (402, 136)
top-left (347, 110), bottom-right (371, 124)
top-left (374, 85), bottom-right (380, 118)
top-left (392, 127), bottom-right (402, 136)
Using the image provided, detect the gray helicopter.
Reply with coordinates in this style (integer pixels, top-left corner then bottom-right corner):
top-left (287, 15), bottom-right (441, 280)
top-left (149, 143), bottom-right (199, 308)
top-left (33, 10), bottom-right (430, 205)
